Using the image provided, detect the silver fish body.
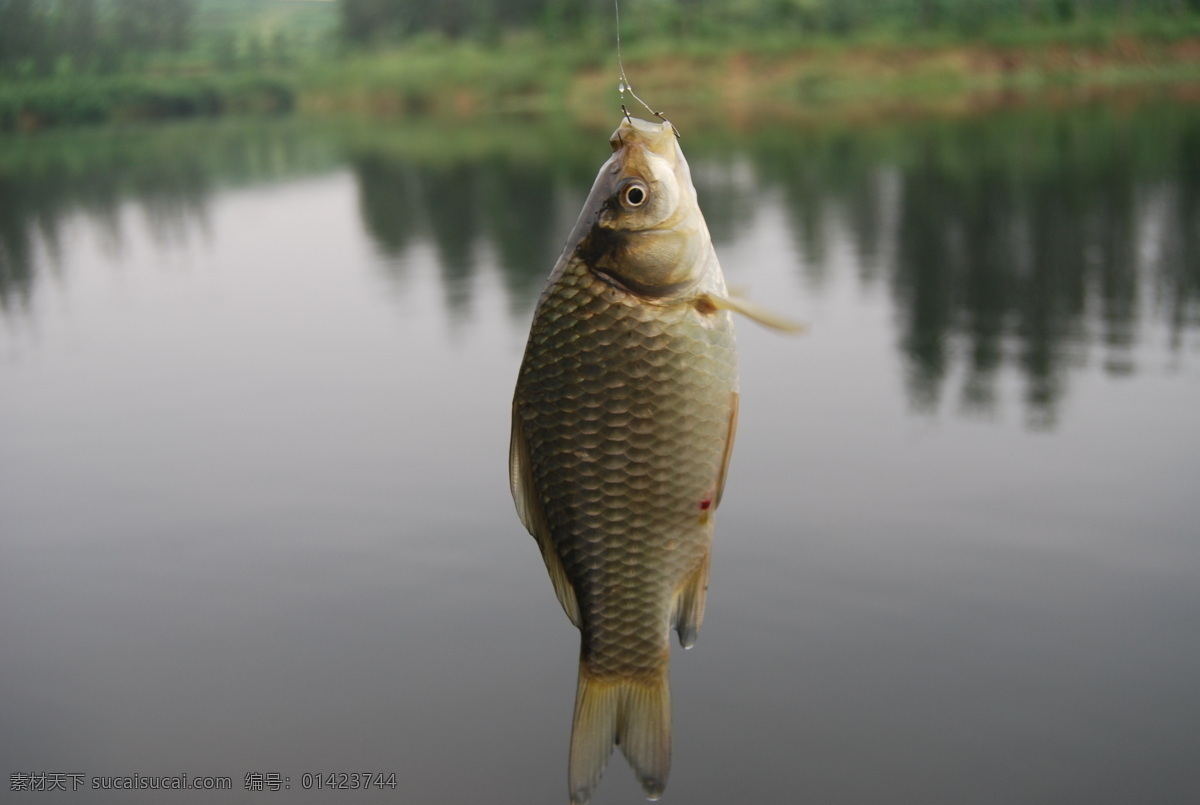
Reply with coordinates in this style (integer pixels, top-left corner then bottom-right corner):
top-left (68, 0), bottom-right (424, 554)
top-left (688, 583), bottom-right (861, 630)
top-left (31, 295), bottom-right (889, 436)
top-left (510, 117), bottom-right (739, 804)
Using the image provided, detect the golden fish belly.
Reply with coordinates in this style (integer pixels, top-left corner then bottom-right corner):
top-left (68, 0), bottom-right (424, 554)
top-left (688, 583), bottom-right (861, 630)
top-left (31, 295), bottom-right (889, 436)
top-left (515, 256), bottom-right (738, 677)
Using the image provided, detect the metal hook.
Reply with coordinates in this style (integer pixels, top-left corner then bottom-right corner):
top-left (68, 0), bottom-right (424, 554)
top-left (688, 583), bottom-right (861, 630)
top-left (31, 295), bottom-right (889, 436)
top-left (653, 110), bottom-right (680, 138)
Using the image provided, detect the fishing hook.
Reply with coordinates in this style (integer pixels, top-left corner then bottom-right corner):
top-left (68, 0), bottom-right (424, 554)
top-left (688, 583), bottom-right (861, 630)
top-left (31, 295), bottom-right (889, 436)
top-left (654, 111), bottom-right (680, 138)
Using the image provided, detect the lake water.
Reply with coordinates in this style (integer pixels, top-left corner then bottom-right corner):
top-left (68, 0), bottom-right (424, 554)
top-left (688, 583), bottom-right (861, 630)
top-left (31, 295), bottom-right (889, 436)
top-left (2, 99), bottom-right (1199, 804)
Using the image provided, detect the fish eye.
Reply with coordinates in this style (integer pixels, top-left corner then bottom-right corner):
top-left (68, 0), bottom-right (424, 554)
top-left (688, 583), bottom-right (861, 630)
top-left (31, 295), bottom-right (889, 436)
top-left (621, 181), bottom-right (648, 208)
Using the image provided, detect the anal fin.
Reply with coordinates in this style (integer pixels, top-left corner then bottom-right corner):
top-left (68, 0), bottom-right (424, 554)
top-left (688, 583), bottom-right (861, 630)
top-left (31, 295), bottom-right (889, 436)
top-left (672, 552), bottom-right (711, 650)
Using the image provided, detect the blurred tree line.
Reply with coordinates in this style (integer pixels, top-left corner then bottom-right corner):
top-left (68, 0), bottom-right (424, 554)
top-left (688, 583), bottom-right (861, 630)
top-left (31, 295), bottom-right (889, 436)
top-left (0, 0), bottom-right (336, 78)
top-left (4, 0), bottom-right (1199, 80)
top-left (339, 0), bottom-right (1200, 44)
top-left (0, 0), bottom-right (198, 75)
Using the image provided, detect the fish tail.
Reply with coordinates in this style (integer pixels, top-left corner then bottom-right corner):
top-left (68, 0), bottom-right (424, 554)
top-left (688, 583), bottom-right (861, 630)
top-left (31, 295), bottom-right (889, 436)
top-left (568, 661), bottom-right (671, 805)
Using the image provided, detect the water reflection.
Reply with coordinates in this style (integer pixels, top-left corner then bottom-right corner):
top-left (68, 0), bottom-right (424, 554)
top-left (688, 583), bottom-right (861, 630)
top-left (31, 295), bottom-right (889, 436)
top-left (3, 102), bottom-right (1198, 424)
top-left (348, 129), bottom-right (598, 321)
top-left (1160, 122), bottom-right (1200, 351)
top-left (340, 103), bottom-right (1200, 426)
top-left (0, 120), bottom-right (342, 313)
top-left (736, 104), bottom-right (1200, 425)
top-left (4, 101), bottom-right (1200, 805)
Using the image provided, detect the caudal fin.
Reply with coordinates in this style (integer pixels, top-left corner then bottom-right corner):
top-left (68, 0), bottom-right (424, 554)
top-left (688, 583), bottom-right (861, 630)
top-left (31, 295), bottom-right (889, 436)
top-left (568, 663), bottom-right (671, 805)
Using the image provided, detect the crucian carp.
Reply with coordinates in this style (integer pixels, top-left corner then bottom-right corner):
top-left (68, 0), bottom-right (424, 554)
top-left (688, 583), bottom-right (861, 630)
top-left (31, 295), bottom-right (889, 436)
top-left (510, 115), bottom-right (796, 804)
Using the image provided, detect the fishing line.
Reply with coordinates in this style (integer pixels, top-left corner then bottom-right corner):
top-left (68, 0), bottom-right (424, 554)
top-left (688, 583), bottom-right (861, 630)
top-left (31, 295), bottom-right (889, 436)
top-left (615, 0), bottom-right (660, 121)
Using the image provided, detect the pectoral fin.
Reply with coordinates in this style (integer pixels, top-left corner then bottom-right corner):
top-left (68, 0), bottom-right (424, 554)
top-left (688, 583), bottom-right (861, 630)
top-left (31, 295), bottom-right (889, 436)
top-left (510, 399), bottom-right (581, 628)
top-left (700, 292), bottom-right (806, 333)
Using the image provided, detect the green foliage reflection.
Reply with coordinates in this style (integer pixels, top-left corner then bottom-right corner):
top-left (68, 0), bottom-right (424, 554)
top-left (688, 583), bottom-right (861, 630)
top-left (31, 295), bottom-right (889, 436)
top-left (2, 102), bottom-right (1197, 426)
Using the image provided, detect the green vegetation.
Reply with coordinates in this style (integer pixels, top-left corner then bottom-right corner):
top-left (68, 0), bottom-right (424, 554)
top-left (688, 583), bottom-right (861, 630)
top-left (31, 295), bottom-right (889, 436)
top-left (0, 0), bottom-right (200, 76)
top-left (0, 72), bottom-right (295, 129)
top-left (3, 0), bottom-right (1200, 131)
top-left (0, 0), bottom-right (333, 129)
top-left (0, 0), bottom-right (337, 76)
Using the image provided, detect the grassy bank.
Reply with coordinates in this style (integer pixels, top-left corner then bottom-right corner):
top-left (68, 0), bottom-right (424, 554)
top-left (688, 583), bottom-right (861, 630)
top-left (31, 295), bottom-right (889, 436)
top-left (0, 73), bottom-right (296, 131)
top-left (299, 22), bottom-right (1200, 125)
top-left (5, 18), bottom-right (1200, 132)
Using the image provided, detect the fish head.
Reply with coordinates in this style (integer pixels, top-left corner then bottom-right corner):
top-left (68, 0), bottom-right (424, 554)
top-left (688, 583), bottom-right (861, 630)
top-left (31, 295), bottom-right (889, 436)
top-left (567, 117), bottom-right (717, 299)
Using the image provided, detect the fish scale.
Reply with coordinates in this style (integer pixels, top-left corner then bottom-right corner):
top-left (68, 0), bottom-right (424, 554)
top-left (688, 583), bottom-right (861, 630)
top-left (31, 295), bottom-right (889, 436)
top-left (511, 117), bottom-right (740, 804)
top-left (516, 252), bottom-right (736, 675)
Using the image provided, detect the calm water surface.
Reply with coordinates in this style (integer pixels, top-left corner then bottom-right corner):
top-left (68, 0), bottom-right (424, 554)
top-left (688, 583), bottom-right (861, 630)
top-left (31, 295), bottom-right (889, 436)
top-left (2, 101), bottom-right (1199, 804)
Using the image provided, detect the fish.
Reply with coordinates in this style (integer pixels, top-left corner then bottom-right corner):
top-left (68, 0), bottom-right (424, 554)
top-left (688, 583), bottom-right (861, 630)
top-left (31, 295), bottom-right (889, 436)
top-left (510, 116), bottom-right (795, 804)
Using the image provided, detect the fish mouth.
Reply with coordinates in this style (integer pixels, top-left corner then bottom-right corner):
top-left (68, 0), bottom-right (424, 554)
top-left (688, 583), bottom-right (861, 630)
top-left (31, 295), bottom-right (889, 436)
top-left (609, 117), bottom-right (679, 162)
